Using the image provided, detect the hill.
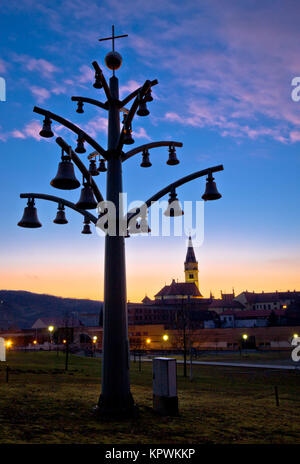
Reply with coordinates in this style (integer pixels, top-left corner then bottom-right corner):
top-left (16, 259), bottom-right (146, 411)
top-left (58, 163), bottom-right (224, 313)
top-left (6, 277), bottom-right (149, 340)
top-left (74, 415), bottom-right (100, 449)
top-left (0, 290), bottom-right (102, 329)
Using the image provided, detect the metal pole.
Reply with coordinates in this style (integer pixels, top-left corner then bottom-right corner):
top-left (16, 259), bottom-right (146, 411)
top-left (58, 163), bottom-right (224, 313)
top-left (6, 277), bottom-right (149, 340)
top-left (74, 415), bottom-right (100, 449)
top-left (97, 76), bottom-right (134, 417)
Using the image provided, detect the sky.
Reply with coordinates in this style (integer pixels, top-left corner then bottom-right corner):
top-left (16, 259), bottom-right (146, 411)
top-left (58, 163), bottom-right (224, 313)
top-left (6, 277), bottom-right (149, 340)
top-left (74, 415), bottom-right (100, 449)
top-left (0, 0), bottom-right (300, 301)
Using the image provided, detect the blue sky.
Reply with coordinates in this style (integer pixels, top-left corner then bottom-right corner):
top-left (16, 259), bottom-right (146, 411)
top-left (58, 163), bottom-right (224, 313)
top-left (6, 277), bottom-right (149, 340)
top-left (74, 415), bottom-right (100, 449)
top-left (0, 0), bottom-right (300, 300)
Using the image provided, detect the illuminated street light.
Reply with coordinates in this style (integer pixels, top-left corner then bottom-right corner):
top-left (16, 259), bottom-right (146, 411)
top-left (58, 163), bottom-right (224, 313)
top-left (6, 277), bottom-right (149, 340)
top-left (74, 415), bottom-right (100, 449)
top-left (48, 326), bottom-right (54, 333)
top-left (93, 336), bottom-right (98, 344)
top-left (163, 334), bottom-right (169, 342)
top-left (293, 333), bottom-right (299, 339)
top-left (5, 340), bottom-right (12, 348)
top-left (63, 339), bottom-right (67, 344)
top-left (242, 334), bottom-right (248, 340)
top-left (33, 340), bottom-right (37, 345)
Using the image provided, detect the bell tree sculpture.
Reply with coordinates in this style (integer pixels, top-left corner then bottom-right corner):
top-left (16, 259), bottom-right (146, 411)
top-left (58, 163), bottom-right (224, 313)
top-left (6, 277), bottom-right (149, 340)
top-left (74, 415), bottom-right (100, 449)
top-left (18, 26), bottom-right (224, 418)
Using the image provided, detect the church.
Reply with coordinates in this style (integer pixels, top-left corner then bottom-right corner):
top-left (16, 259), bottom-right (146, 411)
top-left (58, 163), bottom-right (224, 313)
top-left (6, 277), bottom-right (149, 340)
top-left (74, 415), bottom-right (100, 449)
top-left (154, 236), bottom-right (202, 302)
top-left (127, 237), bottom-right (216, 328)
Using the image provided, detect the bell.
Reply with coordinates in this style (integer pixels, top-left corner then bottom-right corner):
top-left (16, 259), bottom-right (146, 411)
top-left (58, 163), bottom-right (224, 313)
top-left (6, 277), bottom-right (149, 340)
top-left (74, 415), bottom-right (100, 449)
top-left (89, 159), bottom-right (99, 176)
top-left (76, 183), bottom-right (98, 210)
top-left (75, 134), bottom-right (86, 154)
top-left (140, 149), bottom-right (152, 168)
top-left (167, 146), bottom-right (179, 166)
top-left (18, 199), bottom-right (42, 228)
top-left (53, 204), bottom-right (68, 224)
top-left (123, 127), bottom-right (135, 145)
top-left (93, 72), bottom-right (103, 89)
top-left (81, 217), bottom-right (92, 234)
top-left (164, 190), bottom-right (184, 217)
top-left (140, 217), bottom-right (151, 233)
top-left (145, 89), bottom-right (153, 102)
top-left (76, 101), bottom-right (84, 113)
top-left (50, 156), bottom-right (80, 190)
top-left (137, 100), bottom-right (150, 117)
top-left (39, 116), bottom-right (54, 138)
top-left (202, 173), bottom-right (222, 201)
top-left (98, 158), bottom-right (107, 172)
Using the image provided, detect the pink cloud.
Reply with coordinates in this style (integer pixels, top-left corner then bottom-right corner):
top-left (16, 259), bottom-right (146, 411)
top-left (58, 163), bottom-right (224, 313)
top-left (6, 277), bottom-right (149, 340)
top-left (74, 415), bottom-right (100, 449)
top-left (11, 120), bottom-right (41, 141)
top-left (29, 86), bottom-right (51, 103)
top-left (13, 54), bottom-right (59, 77)
top-left (133, 127), bottom-right (151, 140)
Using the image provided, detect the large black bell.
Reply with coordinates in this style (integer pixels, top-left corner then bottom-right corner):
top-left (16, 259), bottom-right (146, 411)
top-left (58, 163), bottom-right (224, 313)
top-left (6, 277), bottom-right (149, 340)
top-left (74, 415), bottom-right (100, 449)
top-left (89, 159), bottom-right (99, 176)
top-left (81, 217), bottom-right (92, 234)
top-left (75, 134), bottom-right (86, 154)
top-left (202, 173), bottom-right (222, 201)
top-left (137, 100), bottom-right (150, 117)
top-left (18, 199), bottom-right (42, 228)
top-left (93, 72), bottom-right (103, 89)
top-left (167, 146), bottom-right (179, 166)
top-left (98, 158), bottom-right (107, 172)
top-left (76, 183), bottom-right (98, 210)
top-left (141, 149), bottom-right (152, 168)
top-left (50, 156), bottom-right (80, 190)
top-left (39, 116), bottom-right (54, 138)
top-left (53, 204), bottom-right (68, 224)
top-left (164, 190), bottom-right (184, 217)
top-left (123, 127), bottom-right (135, 145)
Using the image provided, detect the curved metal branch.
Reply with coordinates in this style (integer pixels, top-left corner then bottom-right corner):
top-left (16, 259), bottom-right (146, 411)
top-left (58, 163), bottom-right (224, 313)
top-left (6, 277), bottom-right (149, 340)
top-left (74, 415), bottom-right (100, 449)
top-left (71, 96), bottom-right (108, 111)
top-left (122, 141), bottom-right (183, 162)
top-left (117, 80), bottom-right (153, 152)
top-left (126, 164), bottom-right (224, 222)
top-left (20, 193), bottom-right (98, 224)
top-left (120, 79), bottom-right (158, 107)
top-left (33, 106), bottom-right (107, 159)
top-left (56, 137), bottom-right (104, 203)
top-left (92, 61), bottom-right (111, 102)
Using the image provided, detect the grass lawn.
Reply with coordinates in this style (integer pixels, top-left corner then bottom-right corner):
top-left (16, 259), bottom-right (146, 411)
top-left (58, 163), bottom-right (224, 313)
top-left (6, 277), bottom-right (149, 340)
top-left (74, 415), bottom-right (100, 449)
top-left (0, 351), bottom-right (299, 444)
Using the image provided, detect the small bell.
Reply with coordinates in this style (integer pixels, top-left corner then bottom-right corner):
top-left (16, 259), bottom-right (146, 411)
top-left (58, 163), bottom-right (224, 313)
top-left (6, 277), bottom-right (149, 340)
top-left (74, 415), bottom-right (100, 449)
top-left (202, 172), bottom-right (222, 201)
top-left (164, 189), bottom-right (184, 217)
top-left (98, 158), bottom-right (107, 172)
top-left (76, 182), bottom-right (98, 210)
top-left (18, 198), bottom-right (42, 228)
top-left (75, 134), bottom-right (86, 154)
top-left (89, 159), bottom-right (99, 176)
top-left (39, 116), bottom-right (54, 138)
top-left (167, 146), bottom-right (179, 166)
top-left (145, 89), bottom-right (153, 102)
top-left (140, 149), bottom-right (152, 168)
top-left (53, 204), bottom-right (68, 224)
top-left (123, 125), bottom-right (135, 145)
top-left (76, 101), bottom-right (84, 113)
top-left (93, 72), bottom-right (103, 89)
top-left (50, 153), bottom-right (80, 190)
top-left (137, 100), bottom-right (150, 117)
top-left (81, 217), bottom-right (92, 234)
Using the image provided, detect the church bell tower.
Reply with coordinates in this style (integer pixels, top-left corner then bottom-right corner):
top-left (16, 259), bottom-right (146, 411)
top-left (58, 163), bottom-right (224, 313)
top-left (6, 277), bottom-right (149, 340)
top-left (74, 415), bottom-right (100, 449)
top-left (184, 236), bottom-right (199, 289)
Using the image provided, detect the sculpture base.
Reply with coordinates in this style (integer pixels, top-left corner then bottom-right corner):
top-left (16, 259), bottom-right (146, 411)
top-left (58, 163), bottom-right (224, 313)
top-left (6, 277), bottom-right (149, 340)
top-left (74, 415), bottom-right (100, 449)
top-left (153, 394), bottom-right (179, 416)
top-left (94, 392), bottom-right (138, 420)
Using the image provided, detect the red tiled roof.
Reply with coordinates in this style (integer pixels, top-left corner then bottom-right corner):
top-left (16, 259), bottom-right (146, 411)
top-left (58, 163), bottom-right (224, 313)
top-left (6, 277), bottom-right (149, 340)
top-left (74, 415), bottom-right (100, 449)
top-left (241, 291), bottom-right (300, 303)
top-left (154, 285), bottom-right (171, 297)
top-left (155, 280), bottom-right (202, 298)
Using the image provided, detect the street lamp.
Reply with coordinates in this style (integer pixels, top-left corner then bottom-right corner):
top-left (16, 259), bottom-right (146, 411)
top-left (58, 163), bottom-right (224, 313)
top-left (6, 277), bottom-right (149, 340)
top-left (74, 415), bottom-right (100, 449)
top-left (17, 26), bottom-right (224, 418)
top-left (163, 334), bottom-right (169, 342)
top-left (242, 334), bottom-right (248, 340)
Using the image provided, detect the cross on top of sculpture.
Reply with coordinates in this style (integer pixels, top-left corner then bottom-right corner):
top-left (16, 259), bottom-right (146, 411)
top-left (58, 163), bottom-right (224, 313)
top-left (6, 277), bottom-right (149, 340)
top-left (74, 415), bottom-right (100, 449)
top-left (99, 25), bottom-right (128, 75)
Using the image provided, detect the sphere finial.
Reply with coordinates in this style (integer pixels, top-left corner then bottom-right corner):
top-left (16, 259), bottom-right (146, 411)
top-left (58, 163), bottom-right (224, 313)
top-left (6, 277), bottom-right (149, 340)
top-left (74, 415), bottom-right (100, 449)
top-left (105, 51), bottom-right (123, 71)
